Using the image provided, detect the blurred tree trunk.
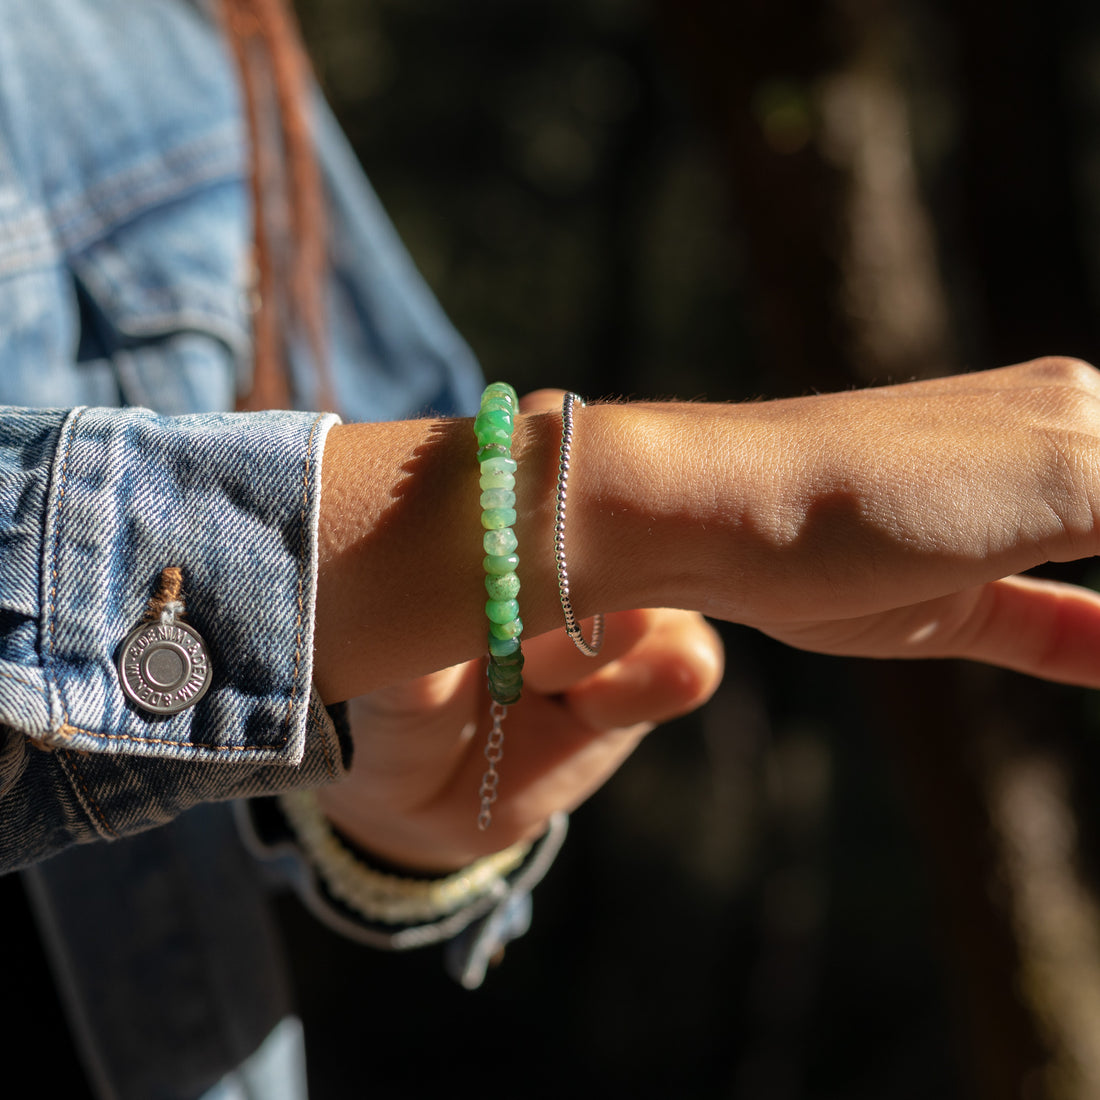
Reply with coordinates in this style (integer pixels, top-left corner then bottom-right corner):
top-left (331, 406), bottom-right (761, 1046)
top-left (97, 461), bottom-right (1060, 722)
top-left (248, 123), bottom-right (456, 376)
top-left (655, 0), bottom-right (953, 395)
top-left (657, 1), bottom-right (1100, 1098)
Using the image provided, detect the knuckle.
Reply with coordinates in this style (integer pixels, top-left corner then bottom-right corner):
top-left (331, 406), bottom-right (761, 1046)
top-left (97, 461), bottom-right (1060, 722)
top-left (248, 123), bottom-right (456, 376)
top-left (1009, 357), bottom-right (1100, 438)
top-left (661, 624), bottom-right (725, 710)
top-left (1022, 355), bottom-right (1100, 392)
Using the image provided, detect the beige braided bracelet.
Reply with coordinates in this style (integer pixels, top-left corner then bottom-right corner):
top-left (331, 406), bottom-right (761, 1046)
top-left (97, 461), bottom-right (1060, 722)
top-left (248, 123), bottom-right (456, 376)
top-left (278, 790), bottom-right (531, 925)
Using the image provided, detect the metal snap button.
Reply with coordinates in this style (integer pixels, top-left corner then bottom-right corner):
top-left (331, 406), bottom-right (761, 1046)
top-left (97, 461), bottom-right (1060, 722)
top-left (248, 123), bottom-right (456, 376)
top-left (117, 619), bottom-right (212, 715)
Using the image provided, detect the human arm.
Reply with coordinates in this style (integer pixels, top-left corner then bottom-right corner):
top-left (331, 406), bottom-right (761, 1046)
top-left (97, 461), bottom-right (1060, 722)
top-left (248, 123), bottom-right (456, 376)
top-left (0, 396), bottom-right (718, 888)
top-left (6, 356), bottom-right (1099, 875)
top-left (315, 357), bottom-right (1100, 704)
top-left (311, 358), bottom-right (1100, 873)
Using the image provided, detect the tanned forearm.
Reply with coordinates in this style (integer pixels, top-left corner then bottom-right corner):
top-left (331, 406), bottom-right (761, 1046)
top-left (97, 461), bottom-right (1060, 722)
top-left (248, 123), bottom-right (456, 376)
top-left (316, 359), bottom-right (1100, 702)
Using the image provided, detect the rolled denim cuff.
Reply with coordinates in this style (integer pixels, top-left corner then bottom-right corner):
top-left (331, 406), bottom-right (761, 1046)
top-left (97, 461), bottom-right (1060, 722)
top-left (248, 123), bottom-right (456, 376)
top-left (0, 686), bottom-right (347, 872)
top-left (33, 405), bottom-right (338, 764)
top-left (0, 404), bottom-right (345, 870)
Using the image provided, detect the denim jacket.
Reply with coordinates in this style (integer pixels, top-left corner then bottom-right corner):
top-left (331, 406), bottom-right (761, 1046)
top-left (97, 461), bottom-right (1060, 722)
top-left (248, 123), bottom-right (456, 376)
top-left (1, 2), bottom-right (556, 1095)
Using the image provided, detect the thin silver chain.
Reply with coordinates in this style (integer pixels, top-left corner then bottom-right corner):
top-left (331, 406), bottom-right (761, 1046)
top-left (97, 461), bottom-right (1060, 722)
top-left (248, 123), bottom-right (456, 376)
top-left (556, 393), bottom-right (604, 657)
top-left (477, 701), bottom-right (508, 831)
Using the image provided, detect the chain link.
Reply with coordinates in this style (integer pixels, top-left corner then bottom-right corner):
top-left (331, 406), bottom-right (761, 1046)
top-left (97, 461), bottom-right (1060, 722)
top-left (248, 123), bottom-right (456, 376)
top-left (478, 701), bottom-right (508, 830)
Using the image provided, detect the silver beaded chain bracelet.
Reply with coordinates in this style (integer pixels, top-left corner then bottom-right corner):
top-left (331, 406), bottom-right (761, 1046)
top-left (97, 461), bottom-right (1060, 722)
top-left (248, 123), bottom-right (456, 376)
top-left (556, 393), bottom-right (604, 657)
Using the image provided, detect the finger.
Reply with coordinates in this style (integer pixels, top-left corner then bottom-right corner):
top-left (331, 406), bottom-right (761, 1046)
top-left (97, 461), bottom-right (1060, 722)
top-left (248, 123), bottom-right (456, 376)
top-left (521, 607), bottom-right (654, 695)
top-left (562, 611), bottom-right (724, 730)
top-left (500, 716), bottom-right (655, 823)
top-left (942, 575), bottom-right (1100, 687)
top-left (347, 660), bottom-right (483, 795)
top-left (442, 692), bottom-right (654, 840)
top-left (335, 611), bottom-right (722, 861)
top-left (452, 613), bottom-right (722, 831)
top-left (770, 575), bottom-right (1100, 689)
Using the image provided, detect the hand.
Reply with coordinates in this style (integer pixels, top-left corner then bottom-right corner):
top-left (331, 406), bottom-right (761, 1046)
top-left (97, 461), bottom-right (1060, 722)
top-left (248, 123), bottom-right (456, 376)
top-left (315, 607), bottom-right (723, 871)
top-left (625, 357), bottom-right (1100, 686)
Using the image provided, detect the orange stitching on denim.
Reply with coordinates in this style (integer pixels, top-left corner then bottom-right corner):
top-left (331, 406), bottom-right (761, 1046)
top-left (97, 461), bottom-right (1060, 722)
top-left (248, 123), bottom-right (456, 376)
top-left (283, 414), bottom-right (323, 737)
top-left (55, 723), bottom-right (287, 754)
top-left (57, 749), bottom-right (118, 839)
top-left (144, 565), bottom-right (184, 620)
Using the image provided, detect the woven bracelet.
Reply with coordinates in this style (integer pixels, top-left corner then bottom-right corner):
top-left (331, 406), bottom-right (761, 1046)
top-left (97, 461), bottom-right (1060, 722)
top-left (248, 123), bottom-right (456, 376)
top-left (279, 790), bottom-right (531, 924)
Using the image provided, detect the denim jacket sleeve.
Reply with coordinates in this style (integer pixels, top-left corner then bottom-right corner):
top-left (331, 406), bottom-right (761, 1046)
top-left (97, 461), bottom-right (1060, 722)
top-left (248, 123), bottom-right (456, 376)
top-left (0, 403), bottom-right (344, 873)
top-left (0, 0), bottom-right (416, 873)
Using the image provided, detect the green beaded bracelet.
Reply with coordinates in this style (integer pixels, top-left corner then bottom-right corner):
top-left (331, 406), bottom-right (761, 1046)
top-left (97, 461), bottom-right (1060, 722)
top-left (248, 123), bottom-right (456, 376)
top-left (474, 382), bottom-right (524, 829)
top-left (475, 382), bottom-right (523, 706)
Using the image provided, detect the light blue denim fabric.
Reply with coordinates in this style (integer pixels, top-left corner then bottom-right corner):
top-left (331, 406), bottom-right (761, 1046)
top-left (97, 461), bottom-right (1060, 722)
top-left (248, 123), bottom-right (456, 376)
top-left (1, 406), bottom-right (344, 871)
top-left (1, 1), bottom-right (542, 1097)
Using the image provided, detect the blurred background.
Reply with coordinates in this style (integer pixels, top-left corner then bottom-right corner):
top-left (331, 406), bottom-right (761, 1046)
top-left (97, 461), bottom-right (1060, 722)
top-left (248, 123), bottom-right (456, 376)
top-left (285, 1), bottom-right (1100, 1098)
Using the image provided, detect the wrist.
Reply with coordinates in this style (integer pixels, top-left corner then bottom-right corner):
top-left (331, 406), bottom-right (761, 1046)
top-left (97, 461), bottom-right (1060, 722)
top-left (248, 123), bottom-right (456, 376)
top-left (538, 401), bottom-right (707, 619)
top-left (311, 401), bottom-right (717, 703)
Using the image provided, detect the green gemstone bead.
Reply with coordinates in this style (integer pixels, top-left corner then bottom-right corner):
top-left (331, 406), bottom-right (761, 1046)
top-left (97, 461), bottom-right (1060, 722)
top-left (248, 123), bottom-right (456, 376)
top-left (488, 668), bottom-right (523, 693)
top-left (485, 598), bottom-right (520, 624)
top-left (489, 660), bottom-right (523, 682)
top-left (480, 507), bottom-right (517, 531)
top-left (484, 571), bottom-right (521, 600)
top-left (488, 634), bottom-right (521, 657)
top-left (479, 488), bottom-right (516, 511)
top-left (474, 407), bottom-right (513, 435)
top-left (483, 381), bottom-right (519, 409)
top-left (488, 683), bottom-right (522, 706)
top-left (479, 456), bottom-right (517, 477)
top-left (489, 616), bottom-right (523, 640)
top-left (475, 432), bottom-right (512, 453)
top-left (483, 552), bottom-right (520, 575)
top-left (483, 528), bottom-right (518, 555)
top-left (476, 443), bottom-right (510, 464)
top-left (475, 424), bottom-right (512, 449)
top-left (477, 382), bottom-right (524, 688)
top-left (488, 681), bottom-right (522, 705)
top-left (480, 398), bottom-right (514, 419)
top-left (479, 468), bottom-right (516, 491)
